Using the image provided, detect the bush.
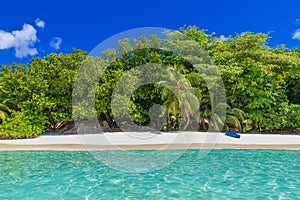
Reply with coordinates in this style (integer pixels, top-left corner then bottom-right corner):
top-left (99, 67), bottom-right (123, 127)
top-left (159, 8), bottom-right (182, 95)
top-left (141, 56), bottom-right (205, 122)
top-left (0, 111), bottom-right (47, 139)
top-left (287, 104), bottom-right (300, 133)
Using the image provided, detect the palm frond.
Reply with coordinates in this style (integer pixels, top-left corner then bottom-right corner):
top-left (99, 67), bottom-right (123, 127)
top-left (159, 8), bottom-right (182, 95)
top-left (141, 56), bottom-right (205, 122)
top-left (225, 115), bottom-right (241, 130)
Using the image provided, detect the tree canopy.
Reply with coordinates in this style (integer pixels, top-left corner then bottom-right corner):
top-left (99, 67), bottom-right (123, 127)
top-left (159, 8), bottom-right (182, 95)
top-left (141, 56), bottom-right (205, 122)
top-left (1, 26), bottom-right (300, 138)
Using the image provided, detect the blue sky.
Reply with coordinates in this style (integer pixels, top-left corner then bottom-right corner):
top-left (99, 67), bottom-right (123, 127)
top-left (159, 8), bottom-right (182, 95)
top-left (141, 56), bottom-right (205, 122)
top-left (1, 0), bottom-right (300, 65)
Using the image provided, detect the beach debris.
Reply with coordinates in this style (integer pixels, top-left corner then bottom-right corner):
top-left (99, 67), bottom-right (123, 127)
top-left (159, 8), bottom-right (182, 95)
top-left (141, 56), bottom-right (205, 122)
top-left (225, 130), bottom-right (241, 139)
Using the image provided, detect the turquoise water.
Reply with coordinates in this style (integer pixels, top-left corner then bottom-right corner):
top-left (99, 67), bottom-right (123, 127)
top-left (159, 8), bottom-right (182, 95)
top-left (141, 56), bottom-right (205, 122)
top-left (0, 150), bottom-right (299, 199)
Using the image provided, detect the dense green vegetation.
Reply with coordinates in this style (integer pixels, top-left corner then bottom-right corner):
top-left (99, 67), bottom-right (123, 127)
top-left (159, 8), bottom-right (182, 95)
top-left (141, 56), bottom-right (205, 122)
top-left (1, 26), bottom-right (300, 138)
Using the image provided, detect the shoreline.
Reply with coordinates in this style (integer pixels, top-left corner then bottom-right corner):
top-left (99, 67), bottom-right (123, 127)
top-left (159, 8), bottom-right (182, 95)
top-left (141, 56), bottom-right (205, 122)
top-left (0, 132), bottom-right (299, 151)
top-left (1, 144), bottom-right (300, 151)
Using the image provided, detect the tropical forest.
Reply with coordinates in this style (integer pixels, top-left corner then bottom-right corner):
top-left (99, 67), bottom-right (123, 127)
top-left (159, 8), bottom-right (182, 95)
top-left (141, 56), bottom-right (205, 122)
top-left (0, 26), bottom-right (300, 138)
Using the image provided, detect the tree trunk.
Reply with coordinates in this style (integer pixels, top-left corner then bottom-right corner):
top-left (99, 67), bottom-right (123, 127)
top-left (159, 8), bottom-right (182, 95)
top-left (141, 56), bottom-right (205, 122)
top-left (104, 112), bottom-right (113, 128)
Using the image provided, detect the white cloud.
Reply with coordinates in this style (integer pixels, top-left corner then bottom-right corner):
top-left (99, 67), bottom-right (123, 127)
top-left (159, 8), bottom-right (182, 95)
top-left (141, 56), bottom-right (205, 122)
top-left (35, 18), bottom-right (45, 28)
top-left (0, 31), bottom-right (15, 49)
top-left (292, 29), bottom-right (300, 41)
top-left (0, 24), bottom-right (38, 58)
top-left (241, 31), bottom-right (249, 36)
top-left (219, 35), bottom-right (227, 41)
top-left (50, 37), bottom-right (62, 50)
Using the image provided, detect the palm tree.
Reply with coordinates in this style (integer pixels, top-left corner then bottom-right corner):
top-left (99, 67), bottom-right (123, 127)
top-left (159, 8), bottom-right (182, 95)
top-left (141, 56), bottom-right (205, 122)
top-left (199, 99), bottom-right (247, 132)
top-left (224, 106), bottom-right (247, 132)
top-left (160, 67), bottom-right (200, 131)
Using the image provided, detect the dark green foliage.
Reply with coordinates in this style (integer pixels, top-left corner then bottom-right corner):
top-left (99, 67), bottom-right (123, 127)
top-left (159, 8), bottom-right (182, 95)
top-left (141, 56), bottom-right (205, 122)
top-left (0, 111), bottom-right (46, 138)
top-left (0, 49), bottom-right (87, 138)
top-left (1, 26), bottom-right (300, 138)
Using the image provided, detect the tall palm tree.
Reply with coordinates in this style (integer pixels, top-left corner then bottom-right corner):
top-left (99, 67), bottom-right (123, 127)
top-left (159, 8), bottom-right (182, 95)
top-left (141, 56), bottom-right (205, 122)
top-left (160, 67), bottom-right (200, 131)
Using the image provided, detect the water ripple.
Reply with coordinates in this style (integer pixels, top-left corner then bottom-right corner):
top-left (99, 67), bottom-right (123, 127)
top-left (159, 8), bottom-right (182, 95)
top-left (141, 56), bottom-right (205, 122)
top-left (0, 149), bottom-right (299, 199)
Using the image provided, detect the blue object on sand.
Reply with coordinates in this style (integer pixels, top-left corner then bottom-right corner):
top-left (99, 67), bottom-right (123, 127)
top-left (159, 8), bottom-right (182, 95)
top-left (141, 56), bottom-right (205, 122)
top-left (225, 131), bottom-right (241, 138)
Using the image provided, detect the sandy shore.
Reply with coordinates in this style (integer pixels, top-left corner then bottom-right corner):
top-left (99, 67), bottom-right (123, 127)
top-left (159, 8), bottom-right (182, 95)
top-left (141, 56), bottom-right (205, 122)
top-left (0, 132), bottom-right (299, 150)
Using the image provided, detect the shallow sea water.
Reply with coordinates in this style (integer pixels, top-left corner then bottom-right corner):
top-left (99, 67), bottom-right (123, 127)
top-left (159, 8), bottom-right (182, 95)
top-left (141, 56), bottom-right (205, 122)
top-left (0, 149), bottom-right (299, 199)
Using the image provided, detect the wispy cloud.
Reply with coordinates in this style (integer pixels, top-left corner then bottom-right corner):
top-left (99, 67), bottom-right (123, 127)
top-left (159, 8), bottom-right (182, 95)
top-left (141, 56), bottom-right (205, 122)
top-left (35, 18), bottom-right (45, 28)
top-left (219, 35), bottom-right (227, 41)
top-left (0, 24), bottom-right (38, 58)
top-left (292, 29), bottom-right (300, 41)
top-left (241, 31), bottom-right (250, 36)
top-left (295, 19), bottom-right (300, 25)
top-left (50, 37), bottom-right (62, 50)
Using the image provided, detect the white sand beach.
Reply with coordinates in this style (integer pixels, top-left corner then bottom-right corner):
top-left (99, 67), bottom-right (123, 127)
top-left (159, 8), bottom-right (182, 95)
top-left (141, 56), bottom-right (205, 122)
top-left (0, 132), bottom-right (300, 150)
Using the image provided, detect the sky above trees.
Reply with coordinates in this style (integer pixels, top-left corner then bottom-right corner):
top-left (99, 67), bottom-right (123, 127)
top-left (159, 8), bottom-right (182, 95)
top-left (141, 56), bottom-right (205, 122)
top-left (0, 0), bottom-right (300, 64)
